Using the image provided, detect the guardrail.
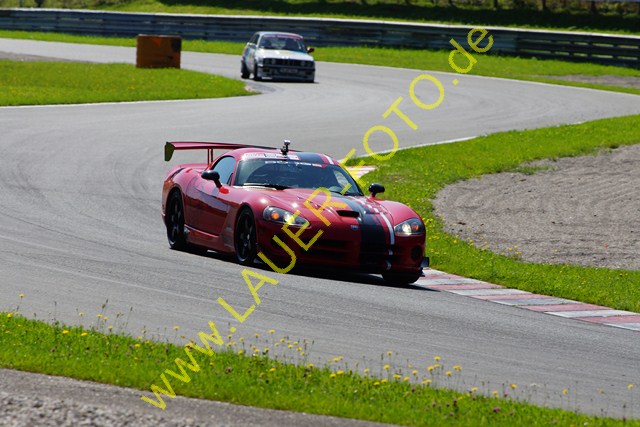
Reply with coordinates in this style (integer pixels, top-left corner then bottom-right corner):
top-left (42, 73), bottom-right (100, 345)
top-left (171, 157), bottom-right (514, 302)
top-left (1, 8), bottom-right (639, 68)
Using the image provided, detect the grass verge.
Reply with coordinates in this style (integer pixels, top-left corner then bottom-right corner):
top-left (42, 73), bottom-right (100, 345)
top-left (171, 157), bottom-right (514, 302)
top-left (2, 30), bottom-right (639, 96)
top-left (1, 311), bottom-right (637, 426)
top-left (354, 114), bottom-right (640, 312)
top-left (0, 60), bottom-right (253, 106)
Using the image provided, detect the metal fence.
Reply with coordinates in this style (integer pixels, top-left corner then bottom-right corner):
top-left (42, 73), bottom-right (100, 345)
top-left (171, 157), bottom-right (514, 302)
top-left (1, 8), bottom-right (639, 68)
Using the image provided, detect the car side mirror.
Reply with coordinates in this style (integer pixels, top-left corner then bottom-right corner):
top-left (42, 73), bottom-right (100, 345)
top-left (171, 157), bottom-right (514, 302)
top-left (202, 170), bottom-right (222, 188)
top-left (307, 47), bottom-right (315, 53)
top-left (368, 183), bottom-right (385, 198)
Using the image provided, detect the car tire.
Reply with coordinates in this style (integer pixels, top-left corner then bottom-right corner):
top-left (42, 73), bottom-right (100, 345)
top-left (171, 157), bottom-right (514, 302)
top-left (235, 208), bottom-right (257, 265)
top-left (253, 64), bottom-right (262, 81)
top-left (382, 271), bottom-right (422, 285)
top-left (241, 61), bottom-right (250, 79)
top-left (166, 190), bottom-right (188, 251)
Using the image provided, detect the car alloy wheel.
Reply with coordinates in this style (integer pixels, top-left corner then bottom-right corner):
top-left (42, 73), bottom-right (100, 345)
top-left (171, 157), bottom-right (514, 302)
top-left (235, 208), bottom-right (257, 265)
top-left (166, 191), bottom-right (187, 250)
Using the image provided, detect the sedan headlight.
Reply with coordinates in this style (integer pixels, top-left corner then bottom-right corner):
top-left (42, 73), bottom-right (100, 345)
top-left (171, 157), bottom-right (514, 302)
top-left (394, 218), bottom-right (425, 236)
top-left (263, 207), bottom-right (309, 227)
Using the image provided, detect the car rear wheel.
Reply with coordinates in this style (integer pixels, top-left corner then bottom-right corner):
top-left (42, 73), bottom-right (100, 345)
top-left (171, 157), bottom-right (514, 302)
top-left (235, 208), bottom-right (257, 265)
top-left (166, 191), bottom-right (188, 251)
top-left (382, 271), bottom-right (422, 285)
top-left (241, 61), bottom-right (250, 79)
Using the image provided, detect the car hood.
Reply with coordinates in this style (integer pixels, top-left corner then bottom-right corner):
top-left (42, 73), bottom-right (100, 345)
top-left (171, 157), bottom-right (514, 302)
top-left (256, 49), bottom-right (314, 62)
top-left (261, 188), bottom-right (392, 223)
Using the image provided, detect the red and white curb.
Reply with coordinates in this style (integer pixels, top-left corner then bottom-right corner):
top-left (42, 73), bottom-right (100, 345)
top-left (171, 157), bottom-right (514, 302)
top-left (416, 269), bottom-right (640, 332)
top-left (346, 165), bottom-right (377, 179)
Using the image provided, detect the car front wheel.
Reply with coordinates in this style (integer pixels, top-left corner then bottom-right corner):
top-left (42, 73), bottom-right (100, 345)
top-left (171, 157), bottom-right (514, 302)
top-left (235, 208), bottom-right (257, 265)
top-left (241, 61), bottom-right (250, 79)
top-left (166, 191), bottom-right (188, 251)
top-left (253, 64), bottom-right (262, 81)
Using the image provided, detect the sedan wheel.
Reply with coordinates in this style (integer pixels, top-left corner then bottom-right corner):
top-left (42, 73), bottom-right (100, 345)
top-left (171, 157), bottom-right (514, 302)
top-left (241, 61), bottom-right (250, 79)
top-left (253, 64), bottom-right (262, 81)
top-left (235, 208), bottom-right (257, 265)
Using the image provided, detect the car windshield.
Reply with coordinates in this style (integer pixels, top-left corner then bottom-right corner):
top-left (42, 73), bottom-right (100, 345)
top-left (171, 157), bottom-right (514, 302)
top-left (258, 36), bottom-right (307, 52)
top-left (235, 159), bottom-right (363, 196)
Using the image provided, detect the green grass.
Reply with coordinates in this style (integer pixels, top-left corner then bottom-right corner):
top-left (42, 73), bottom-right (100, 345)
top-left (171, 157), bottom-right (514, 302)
top-left (1, 0), bottom-right (639, 34)
top-left (353, 114), bottom-right (640, 312)
top-left (0, 60), bottom-right (253, 106)
top-left (1, 311), bottom-right (637, 426)
top-left (2, 30), bottom-right (640, 96)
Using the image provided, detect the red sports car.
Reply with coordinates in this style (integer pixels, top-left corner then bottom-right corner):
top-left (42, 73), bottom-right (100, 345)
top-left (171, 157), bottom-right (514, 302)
top-left (162, 141), bottom-right (427, 284)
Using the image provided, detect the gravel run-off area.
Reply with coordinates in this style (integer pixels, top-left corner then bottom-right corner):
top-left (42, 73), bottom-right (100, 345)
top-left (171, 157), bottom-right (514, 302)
top-left (434, 143), bottom-right (640, 270)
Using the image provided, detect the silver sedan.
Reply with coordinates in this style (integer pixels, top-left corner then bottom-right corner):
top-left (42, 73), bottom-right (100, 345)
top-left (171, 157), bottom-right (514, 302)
top-left (241, 31), bottom-right (316, 83)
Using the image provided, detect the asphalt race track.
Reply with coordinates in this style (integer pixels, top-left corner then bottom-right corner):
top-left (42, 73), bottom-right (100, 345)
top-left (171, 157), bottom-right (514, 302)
top-left (2, 38), bottom-right (640, 418)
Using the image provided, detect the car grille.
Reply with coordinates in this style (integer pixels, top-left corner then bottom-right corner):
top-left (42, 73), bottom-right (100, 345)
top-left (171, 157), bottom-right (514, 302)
top-left (267, 58), bottom-right (313, 67)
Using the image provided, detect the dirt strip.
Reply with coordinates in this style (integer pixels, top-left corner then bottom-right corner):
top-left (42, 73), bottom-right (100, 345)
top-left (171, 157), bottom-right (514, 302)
top-left (433, 144), bottom-right (640, 270)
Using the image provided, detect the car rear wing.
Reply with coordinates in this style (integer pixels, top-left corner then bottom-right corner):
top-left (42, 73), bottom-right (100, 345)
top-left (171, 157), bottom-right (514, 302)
top-left (164, 141), bottom-right (276, 164)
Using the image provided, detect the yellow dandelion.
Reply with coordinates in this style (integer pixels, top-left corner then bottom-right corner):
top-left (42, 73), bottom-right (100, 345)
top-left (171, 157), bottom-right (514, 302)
top-left (62, 330), bottom-right (69, 334)
top-left (19, 294), bottom-right (24, 298)
top-left (393, 374), bottom-right (401, 380)
top-left (403, 377), bottom-right (409, 382)
top-left (453, 365), bottom-right (462, 371)
top-left (412, 370), bottom-right (418, 375)
top-left (253, 348), bottom-right (260, 354)
top-left (387, 350), bottom-right (393, 355)
top-left (337, 370), bottom-right (345, 375)
top-left (510, 383), bottom-right (517, 389)
top-left (307, 363), bottom-right (314, 368)
top-left (255, 333), bottom-right (259, 338)
top-left (562, 389), bottom-right (568, 395)
top-left (134, 343), bottom-right (141, 348)
top-left (446, 371), bottom-right (452, 377)
top-left (470, 387), bottom-right (478, 393)
top-left (238, 350), bottom-right (245, 355)
top-left (288, 344), bottom-right (293, 349)
top-left (269, 367), bottom-right (276, 373)
top-left (373, 381), bottom-right (380, 387)
top-left (383, 364), bottom-right (390, 370)
top-left (78, 312), bottom-right (84, 317)
top-left (296, 347), bottom-right (302, 351)
top-left (492, 390), bottom-right (499, 397)
top-left (81, 332), bottom-right (88, 337)
top-left (434, 363), bottom-right (440, 369)
top-left (6, 313), bottom-right (13, 318)
top-left (427, 366), bottom-right (434, 372)
top-left (434, 356), bottom-right (441, 361)
top-left (108, 326), bottom-right (113, 331)
top-left (364, 368), bottom-right (370, 374)
top-left (381, 379), bottom-right (388, 383)
top-left (629, 384), bottom-right (634, 390)
top-left (96, 314), bottom-right (102, 318)
top-left (174, 325), bottom-right (179, 330)
top-left (268, 329), bottom-right (275, 334)
top-left (330, 373), bottom-right (337, 379)
top-left (422, 379), bottom-right (432, 385)
top-left (103, 317), bottom-right (108, 321)
top-left (300, 351), bottom-right (305, 356)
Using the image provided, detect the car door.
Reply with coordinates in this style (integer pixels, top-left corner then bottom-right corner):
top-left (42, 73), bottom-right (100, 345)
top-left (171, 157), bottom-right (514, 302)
top-left (191, 156), bottom-right (237, 236)
top-left (243, 33), bottom-right (259, 70)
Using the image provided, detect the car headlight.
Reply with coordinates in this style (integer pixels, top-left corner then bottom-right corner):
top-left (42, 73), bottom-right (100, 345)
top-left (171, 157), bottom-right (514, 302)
top-left (263, 207), bottom-right (309, 227)
top-left (394, 218), bottom-right (425, 236)
top-left (256, 57), bottom-right (264, 66)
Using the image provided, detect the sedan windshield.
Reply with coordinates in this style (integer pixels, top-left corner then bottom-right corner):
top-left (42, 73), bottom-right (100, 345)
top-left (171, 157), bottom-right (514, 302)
top-left (258, 36), bottom-right (307, 52)
top-left (235, 159), bottom-right (363, 196)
